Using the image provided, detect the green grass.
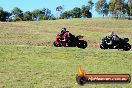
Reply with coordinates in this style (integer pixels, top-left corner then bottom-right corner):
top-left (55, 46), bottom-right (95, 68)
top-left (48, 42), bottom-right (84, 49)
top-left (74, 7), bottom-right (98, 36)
top-left (0, 18), bottom-right (132, 88)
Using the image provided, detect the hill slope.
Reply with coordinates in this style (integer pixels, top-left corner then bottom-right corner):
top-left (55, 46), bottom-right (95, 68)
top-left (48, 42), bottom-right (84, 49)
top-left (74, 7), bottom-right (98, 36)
top-left (0, 18), bottom-right (132, 88)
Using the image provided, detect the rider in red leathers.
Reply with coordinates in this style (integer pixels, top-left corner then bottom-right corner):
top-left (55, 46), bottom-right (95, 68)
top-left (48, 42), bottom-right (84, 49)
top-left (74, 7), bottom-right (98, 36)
top-left (61, 31), bottom-right (70, 46)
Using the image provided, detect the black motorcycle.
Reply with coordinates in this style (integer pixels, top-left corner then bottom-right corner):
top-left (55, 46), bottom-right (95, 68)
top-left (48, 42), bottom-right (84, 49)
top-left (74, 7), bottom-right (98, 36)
top-left (100, 37), bottom-right (131, 51)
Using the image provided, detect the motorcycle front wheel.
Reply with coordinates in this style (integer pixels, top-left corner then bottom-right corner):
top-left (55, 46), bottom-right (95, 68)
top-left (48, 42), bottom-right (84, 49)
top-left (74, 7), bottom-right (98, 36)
top-left (100, 44), bottom-right (105, 49)
top-left (77, 40), bottom-right (87, 49)
top-left (53, 42), bottom-right (62, 47)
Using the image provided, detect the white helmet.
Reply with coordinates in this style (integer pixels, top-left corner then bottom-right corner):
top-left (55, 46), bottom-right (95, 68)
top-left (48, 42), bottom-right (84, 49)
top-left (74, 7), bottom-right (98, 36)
top-left (109, 31), bottom-right (115, 36)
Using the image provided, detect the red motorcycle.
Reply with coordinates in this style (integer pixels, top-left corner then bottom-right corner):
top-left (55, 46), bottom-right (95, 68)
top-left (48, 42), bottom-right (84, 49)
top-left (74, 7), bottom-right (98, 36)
top-left (53, 34), bottom-right (87, 49)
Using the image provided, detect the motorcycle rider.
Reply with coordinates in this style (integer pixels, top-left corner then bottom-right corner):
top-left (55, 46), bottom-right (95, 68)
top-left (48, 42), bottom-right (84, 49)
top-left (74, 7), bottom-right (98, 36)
top-left (57, 28), bottom-right (71, 46)
top-left (112, 33), bottom-right (120, 48)
top-left (58, 28), bottom-right (67, 37)
top-left (61, 29), bottom-right (71, 46)
top-left (55, 28), bottom-right (67, 45)
top-left (106, 32), bottom-right (114, 45)
top-left (107, 32), bottom-right (120, 48)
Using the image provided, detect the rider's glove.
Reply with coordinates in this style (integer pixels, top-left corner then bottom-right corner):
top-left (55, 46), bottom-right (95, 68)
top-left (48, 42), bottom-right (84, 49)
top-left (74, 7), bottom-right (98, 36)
top-left (107, 41), bottom-right (112, 45)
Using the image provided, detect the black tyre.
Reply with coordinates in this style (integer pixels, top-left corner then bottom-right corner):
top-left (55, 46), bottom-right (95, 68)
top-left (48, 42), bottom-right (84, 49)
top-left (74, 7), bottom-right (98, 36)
top-left (100, 44), bottom-right (105, 49)
top-left (123, 43), bottom-right (131, 51)
top-left (77, 40), bottom-right (87, 49)
top-left (76, 75), bottom-right (87, 85)
top-left (53, 42), bottom-right (62, 47)
top-left (100, 44), bottom-right (109, 49)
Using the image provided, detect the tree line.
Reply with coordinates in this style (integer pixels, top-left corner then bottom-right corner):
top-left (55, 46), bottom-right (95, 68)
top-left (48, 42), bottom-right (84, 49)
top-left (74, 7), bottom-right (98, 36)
top-left (0, 7), bottom-right (56, 22)
top-left (0, 0), bottom-right (132, 22)
top-left (95, 0), bottom-right (132, 19)
top-left (58, 0), bottom-right (94, 19)
top-left (60, 0), bottom-right (132, 19)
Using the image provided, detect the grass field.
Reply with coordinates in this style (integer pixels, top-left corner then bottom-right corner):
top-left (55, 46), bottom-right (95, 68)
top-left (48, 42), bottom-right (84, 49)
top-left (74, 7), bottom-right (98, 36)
top-left (0, 18), bottom-right (132, 88)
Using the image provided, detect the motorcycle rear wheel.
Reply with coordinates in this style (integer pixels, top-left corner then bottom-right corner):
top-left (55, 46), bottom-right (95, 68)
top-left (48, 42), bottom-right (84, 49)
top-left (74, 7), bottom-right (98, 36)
top-left (123, 43), bottom-right (131, 51)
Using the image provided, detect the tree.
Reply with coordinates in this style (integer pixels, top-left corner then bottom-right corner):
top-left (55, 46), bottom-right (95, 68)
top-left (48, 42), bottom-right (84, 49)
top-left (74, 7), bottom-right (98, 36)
top-left (109, 0), bottom-right (116, 14)
top-left (124, 1), bottom-right (130, 16)
top-left (0, 7), bottom-right (11, 22)
top-left (11, 7), bottom-right (23, 21)
top-left (56, 6), bottom-right (64, 18)
top-left (11, 7), bottom-right (22, 16)
top-left (88, 0), bottom-right (94, 11)
top-left (71, 7), bottom-right (81, 18)
top-left (109, 0), bottom-right (126, 18)
top-left (41, 8), bottom-right (47, 15)
top-left (31, 9), bottom-right (41, 20)
top-left (114, 0), bottom-right (124, 11)
top-left (60, 11), bottom-right (72, 19)
top-left (39, 14), bottom-right (46, 20)
top-left (81, 5), bottom-right (87, 18)
top-left (49, 14), bottom-right (56, 20)
top-left (23, 11), bottom-right (32, 21)
top-left (56, 6), bottom-right (64, 13)
top-left (11, 7), bottom-right (23, 16)
top-left (0, 6), bottom-right (55, 22)
top-left (60, 7), bottom-right (81, 19)
top-left (95, 0), bottom-right (109, 16)
top-left (128, 0), bottom-right (132, 16)
top-left (45, 8), bottom-right (51, 17)
top-left (32, 8), bottom-right (52, 20)
top-left (0, 7), bottom-right (3, 11)
top-left (81, 5), bottom-right (92, 18)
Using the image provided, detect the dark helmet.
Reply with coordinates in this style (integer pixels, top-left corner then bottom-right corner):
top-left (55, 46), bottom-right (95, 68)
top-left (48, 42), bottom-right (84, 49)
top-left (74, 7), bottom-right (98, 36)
top-left (61, 28), bottom-right (66, 34)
